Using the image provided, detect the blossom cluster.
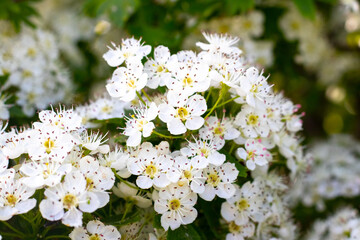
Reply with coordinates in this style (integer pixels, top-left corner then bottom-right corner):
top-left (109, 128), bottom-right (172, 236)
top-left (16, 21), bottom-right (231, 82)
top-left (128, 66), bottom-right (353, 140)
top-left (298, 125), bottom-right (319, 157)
top-left (0, 21), bottom-right (72, 117)
top-left (99, 32), bottom-right (306, 232)
top-left (279, 3), bottom-right (359, 85)
top-left (306, 207), bottom-right (360, 240)
top-left (0, 32), bottom-right (307, 239)
top-left (289, 134), bottom-right (360, 211)
top-left (221, 172), bottom-right (297, 240)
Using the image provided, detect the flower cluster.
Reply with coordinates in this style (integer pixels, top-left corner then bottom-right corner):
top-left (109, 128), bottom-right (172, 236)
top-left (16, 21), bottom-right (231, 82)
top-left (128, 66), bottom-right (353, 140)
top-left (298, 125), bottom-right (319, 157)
top-left (0, 107), bottom-right (120, 228)
top-left (221, 172), bottom-right (297, 240)
top-left (306, 207), bottom-right (360, 240)
top-left (279, 3), bottom-right (359, 85)
top-left (0, 22), bottom-right (72, 116)
top-left (289, 134), bottom-right (360, 211)
top-left (99, 32), bottom-right (306, 232)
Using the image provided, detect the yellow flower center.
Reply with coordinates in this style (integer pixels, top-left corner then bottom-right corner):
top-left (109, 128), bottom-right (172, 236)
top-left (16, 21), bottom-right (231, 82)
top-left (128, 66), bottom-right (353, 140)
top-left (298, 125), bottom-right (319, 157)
top-left (207, 172), bottom-right (220, 187)
top-left (183, 170), bottom-right (192, 180)
top-left (247, 114), bottom-right (259, 125)
top-left (291, 21), bottom-right (300, 30)
top-left (157, 65), bottom-right (165, 73)
top-left (101, 105), bottom-right (113, 114)
top-left (6, 194), bottom-right (17, 207)
top-left (27, 48), bottom-right (36, 57)
top-left (137, 119), bottom-right (148, 131)
top-left (237, 199), bottom-right (250, 211)
top-left (176, 107), bottom-right (189, 121)
top-left (86, 177), bottom-right (94, 190)
top-left (145, 164), bottom-right (158, 178)
top-left (89, 235), bottom-right (101, 240)
top-left (200, 147), bottom-right (210, 158)
top-left (214, 126), bottom-right (224, 135)
top-left (169, 199), bottom-right (181, 211)
top-left (63, 194), bottom-right (78, 209)
top-left (243, 20), bottom-right (253, 29)
top-left (22, 70), bottom-right (33, 78)
top-left (127, 79), bottom-right (136, 89)
top-left (44, 138), bottom-right (55, 154)
top-left (229, 221), bottom-right (242, 234)
top-left (182, 77), bottom-right (194, 87)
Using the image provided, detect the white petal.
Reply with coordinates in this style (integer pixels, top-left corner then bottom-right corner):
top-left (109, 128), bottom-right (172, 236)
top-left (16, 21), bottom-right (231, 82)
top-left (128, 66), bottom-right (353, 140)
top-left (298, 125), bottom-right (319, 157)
top-left (62, 208), bottom-right (83, 227)
top-left (168, 118), bottom-right (186, 135)
top-left (126, 131), bottom-right (142, 147)
top-left (136, 175), bottom-right (153, 189)
top-left (185, 116), bottom-right (204, 130)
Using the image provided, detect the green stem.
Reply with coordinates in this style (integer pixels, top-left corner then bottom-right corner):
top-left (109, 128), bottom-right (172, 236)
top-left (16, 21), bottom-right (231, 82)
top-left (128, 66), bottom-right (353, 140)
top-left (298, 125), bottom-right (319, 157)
top-left (152, 130), bottom-right (183, 139)
top-left (112, 169), bottom-right (149, 192)
top-left (205, 87), bottom-right (213, 102)
top-left (204, 84), bottom-right (225, 119)
top-left (141, 89), bottom-right (151, 102)
top-left (19, 214), bottom-right (36, 232)
top-left (121, 202), bottom-right (133, 221)
top-left (0, 232), bottom-right (24, 238)
top-left (215, 96), bottom-right (240, 111)
top-left (136, 91), bottom-right (147, 105)
top-left (45, 235), bottom-right (70, 239)
top-left (2, 221), bottom-right (25, 237)
top-left (229, 142), bottom-right (237, 155)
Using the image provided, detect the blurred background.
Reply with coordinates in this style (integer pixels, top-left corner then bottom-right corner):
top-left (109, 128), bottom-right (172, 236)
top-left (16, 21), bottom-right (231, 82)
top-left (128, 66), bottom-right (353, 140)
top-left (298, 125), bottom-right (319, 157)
top-left (1, 0), bottom-right (359, 141)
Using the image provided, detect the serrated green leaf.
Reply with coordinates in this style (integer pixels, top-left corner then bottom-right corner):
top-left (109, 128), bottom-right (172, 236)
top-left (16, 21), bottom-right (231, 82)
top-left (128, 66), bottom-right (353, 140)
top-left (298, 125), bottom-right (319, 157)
top-left (293, 0), bottom-right (317, 20)
top-left (167, 224), bottom-right (202, 240)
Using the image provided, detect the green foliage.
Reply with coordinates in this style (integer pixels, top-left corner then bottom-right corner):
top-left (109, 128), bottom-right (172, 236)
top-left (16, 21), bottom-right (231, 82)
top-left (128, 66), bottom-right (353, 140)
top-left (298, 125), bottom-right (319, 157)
top-left (167, 224), bottom-right (202, 240)
top-left (0, 0), bottom-right (40, 31)
top-left (292, 0), bottom-right (317, 20)
top-left (225, 0), bottom-right (255, 15)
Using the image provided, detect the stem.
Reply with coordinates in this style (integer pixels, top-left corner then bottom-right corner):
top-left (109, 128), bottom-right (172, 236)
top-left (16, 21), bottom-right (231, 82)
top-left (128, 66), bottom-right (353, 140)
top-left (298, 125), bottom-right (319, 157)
top-left (2, 221), bottom-right (25, 237)
top-left (214, 96), bottom-right (240, 110)
top-left (229, 142), bottom-right (237, 155)
top-left (112, 169), bottom-right (149, 192)
top-left (45, 235), bottom-right (70, 239)
top-left (204, 84), bottom-right (225, 119)
top-left (121, 202), bottom-right (133, 221)
top-left (141, 89), bottom-right (151, 102)
top-left (205, 87), bottom-right (213, 102)
top-left (136, 91), bottom-right (146, 105)
top-left (19, 214), bottom-right (36, 232)
top-left (152, 130), bottom-right (183, 139)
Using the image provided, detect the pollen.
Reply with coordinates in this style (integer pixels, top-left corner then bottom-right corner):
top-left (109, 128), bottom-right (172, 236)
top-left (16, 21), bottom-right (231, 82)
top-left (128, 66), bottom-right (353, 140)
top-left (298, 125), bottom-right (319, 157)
top-left (145, 164), bottom-right (158, 178)
top-left (169, 199), bottom-right (181, 211)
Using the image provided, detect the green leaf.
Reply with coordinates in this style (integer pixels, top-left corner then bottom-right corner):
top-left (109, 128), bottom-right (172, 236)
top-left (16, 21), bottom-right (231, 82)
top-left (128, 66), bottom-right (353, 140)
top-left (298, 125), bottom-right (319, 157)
top-left (225, 0), bottom-right (255, 15)
top-left (293, 0), bottom-right (317, 20)
top-left (198, 198), bottom-right (222, 239)
top-left (167, 224), bottom-right (202, 240)
top-left (153, 213), bottom-right (162, 229)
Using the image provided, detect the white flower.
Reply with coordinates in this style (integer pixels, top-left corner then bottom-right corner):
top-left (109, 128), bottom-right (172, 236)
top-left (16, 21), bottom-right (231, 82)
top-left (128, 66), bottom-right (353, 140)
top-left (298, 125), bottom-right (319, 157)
top-left (154, 184), bottom-right (198, 230)
top-left (172, 155), bottom-right (206, 193)
top-left (19, 158), bottom-right (72, 188)
top-left (236, 139), bottom-right (271, 171)
top-left (103, 38), bottom-right (151, 67)
top-left (221, 182), bottom-right (267, 225)
top-left (234, 105), bottom-right (269, 138)
top-left (200, 163), bottom-right (238, 201)
top-left (0, 170), bottom-right (36, 221)
top-left (123, 102), bottom-right (158, 147)
top-left (106, 60), bottom-right (148, 102)
top-left (196, 32), bottom-right (241, 55)
top-left (78, 156), bottom-right (115, 208)
top-left (79, 131), bottom-right (109, 154)
top-left (181, 136), bottom-right (226, 168)
top-left (226, 221), bottom-right (255, 240)
top-left (112, 182), bottom-right (152, 208)
top-left (69, 220), bottom-right (121, 240)
top-left (40, 171), bottom-right (101, 227)
top-left (199, 116), bottom-right (240, 149)
top-left (165, 55), bottom-right (210, 97)
top-left (144, 45), bottom-right (173, 89)
top-left (98, 146), bottom-right (130, 177)
top-left (127, 143), bottom-right (174, 189)
top-left (159, 94), bottom-right (207, 135)
top-left (35, 107), bottom-right (82, 132)
top-left (237, 67), bottom-right (272, 109)
top-left (27, 126), bottom-right (78, 162)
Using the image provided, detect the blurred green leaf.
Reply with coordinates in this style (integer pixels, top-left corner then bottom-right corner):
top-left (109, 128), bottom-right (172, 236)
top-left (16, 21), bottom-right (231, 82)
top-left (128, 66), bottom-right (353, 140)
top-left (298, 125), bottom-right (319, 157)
top-left (167, 224), bottom-right (202, 240)
top-left (225, 0), bottom-right (255, 15)
top-left (293, 0), bottom-right (316, 20)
